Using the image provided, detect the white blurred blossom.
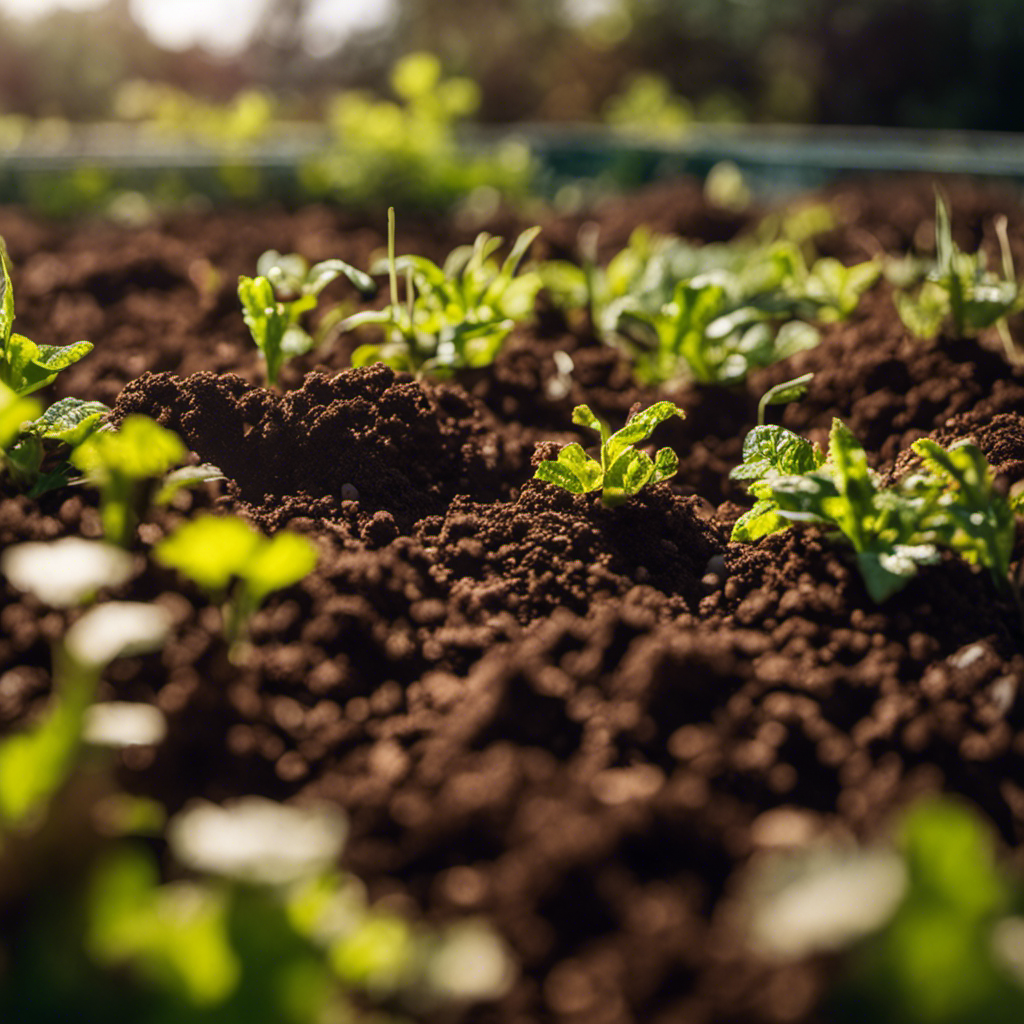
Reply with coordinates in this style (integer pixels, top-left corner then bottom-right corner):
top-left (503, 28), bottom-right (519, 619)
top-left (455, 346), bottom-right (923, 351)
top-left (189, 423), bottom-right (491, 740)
top-left (83, 701), bottom-right (167, 747)
top-left (1, 538), bottom-right (132, 607)
top-left (64, 601), bottom-right (171, 668)
top-left (168, 796), bottom-right (348, 885)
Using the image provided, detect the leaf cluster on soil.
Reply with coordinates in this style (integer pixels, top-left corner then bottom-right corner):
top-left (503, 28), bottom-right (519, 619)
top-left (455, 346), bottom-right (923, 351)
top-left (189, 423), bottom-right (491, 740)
top-left (3, 176), bottom-right (1024, 1024)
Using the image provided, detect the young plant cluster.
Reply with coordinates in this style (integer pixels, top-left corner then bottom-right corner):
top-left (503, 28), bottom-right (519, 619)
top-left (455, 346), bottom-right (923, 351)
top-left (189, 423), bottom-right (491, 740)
top-left (890, 194), bottom-right (1022, 358)
top-left (340, 209), bottom-right (542, 376)
top-left (729, 416), bottom-right (1020, 602)
top-left (541, 221), bottom-right (878, 386)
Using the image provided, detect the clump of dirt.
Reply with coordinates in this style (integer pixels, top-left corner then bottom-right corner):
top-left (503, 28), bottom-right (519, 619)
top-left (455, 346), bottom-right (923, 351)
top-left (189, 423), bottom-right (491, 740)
top-left (111, 364), bottom-right (533, 528)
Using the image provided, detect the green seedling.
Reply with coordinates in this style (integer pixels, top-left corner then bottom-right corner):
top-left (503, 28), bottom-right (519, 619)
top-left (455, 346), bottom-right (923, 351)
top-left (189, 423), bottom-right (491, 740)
top-left (729, 420), bottom-right (826, 542)
top-left (911, 437), bottom-right (1019, 594)
top-left (534, 401), bottom-right (684, 507)
top-left (613, 240), bottom-right (876, 385)
top-left (71, 414), bottom-right (222, 547)
top-left (892, 195), bottom-right (1022, 356)
top-left (3, 395), bottom-right (109, 497)
top-left (1, 250), bottom-right (93, 397)
top-left (340, 208), bottom-right (541, 376)
top-left (253, 249), bottom-right (378, 361)
top-left (757, 371), bottom-right (815, 427)
top-left (731, 419), bottom-right (1022, 604)
top-left (749, 796), bottom-right (1024, 1024)
top-left (154, 513), bottom-right (316, 652)
top-left (240, 251), bottom-right (376, 387)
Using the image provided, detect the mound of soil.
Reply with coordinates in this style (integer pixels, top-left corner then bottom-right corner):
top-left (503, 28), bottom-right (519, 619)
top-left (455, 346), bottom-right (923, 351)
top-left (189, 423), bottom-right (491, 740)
top-left (3, 175), bottom-right (1024, 1024)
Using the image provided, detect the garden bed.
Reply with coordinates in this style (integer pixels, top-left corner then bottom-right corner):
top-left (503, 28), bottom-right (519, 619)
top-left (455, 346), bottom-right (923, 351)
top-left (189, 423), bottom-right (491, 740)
top-left (3, 174), bottom-right (1024, 1023)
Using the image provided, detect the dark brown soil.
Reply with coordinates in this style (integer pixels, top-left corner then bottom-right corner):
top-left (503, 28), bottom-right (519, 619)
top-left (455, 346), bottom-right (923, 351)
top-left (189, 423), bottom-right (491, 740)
top-left (3, 176), bottom-right (1024, 1024)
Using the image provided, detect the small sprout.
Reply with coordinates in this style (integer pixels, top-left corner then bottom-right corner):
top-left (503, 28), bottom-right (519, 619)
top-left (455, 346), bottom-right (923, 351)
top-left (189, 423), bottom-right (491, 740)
top-left (167, 796), bottom-right (348, 885)
top-left (534, 401), bottom-right (684, 507)
top-left (1, 537), bottom-right (133, 607)
top-left (893, 194), bottom-right (1022, 348)
top-left (0, 598), bottom-right (170, 830)
top-left (245, 249), bottom-right (378, 379)
top-left (238, 274), bottom-right (301, 388)
top-left (731, 419), bottom-right (1021, 604)
top-left (0, 250), bottom-right (93, 396)
top-left (154, 513), bottom-right (317, 650)
top-left (911, 437), bottom-right (1018, 592)
top-left (757, 371), bottom-right (814, 426)
top-left (1, 393), bottom-right (109, 497)
top-left (82, 702), bottom-right (168, 748)
top-left (341, 208), bottom-right (542, 376)
top-left (70, 414), bottom-right (205, 546)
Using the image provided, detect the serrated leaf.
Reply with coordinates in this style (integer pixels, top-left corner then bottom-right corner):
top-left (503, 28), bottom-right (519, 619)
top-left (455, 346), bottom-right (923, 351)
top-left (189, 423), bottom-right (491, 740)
top-left (30, 397), bottom-right (109, 445)
top-left (731, 425), bottom-right (821, 482)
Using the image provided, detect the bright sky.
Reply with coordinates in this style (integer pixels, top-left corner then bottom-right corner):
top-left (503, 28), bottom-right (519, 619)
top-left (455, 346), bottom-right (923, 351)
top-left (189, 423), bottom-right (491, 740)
top-left (0, 0), bottom-right (393, 56)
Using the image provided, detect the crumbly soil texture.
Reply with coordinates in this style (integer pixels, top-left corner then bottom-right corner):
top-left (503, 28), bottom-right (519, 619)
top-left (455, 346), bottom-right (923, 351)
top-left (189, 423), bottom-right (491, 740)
top-left (4, 177), bottom-right (1024, 1024)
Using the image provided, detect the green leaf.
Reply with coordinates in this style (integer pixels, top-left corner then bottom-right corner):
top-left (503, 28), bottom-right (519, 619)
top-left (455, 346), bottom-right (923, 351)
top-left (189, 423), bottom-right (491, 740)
top-left (534, 442), bottom-right (602, 494)
top-left (826, 418), bottom-right (876, 550)
top-left (895, 284), bottom-right (948, 339)
top-left (605, 447), bottom-right (654, 506)
top-left (856, 544), bottom-right (938, 603)
top-left (605, 400), bottom-right (684, 464)
top-left (154, 513), bottom-right (261, 594)
top-left (72, 414), bottom-right (185, 482)
top-left (757, 372), bottom-right (814, 426)
top-left (912, 437), bottom-right (1016, 584)
top-left (153, 463), bottom-right (225, 505)
top-left (0, 254), bottom-right (14, 345)
top-left (571, 404), bottom-right (608, 446)
top-left (239, 275), bottom-right (289, 386)
top-left (0, 381), bottom-right (40, 451)
top-left (731, 498), bottom-right (789, 542)
top-left (650, 446), bottom-right (679, 483)
top-left (350, 342), bottom-right (386, 367)
top-left (0, 662), bottom-right (94, 827)
top-left (306, 258), bottom-right (377, 297)
top-left (87, 847), bottom-right (241, 1006)
top-left (245, 531), bottom-right (317, 606)
top-left (29, 397), bottom-right (109, 445)
top-left (538, 260), bottom-right (588, 308)
top-left (730, 424), bottom-right (822, 482)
